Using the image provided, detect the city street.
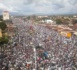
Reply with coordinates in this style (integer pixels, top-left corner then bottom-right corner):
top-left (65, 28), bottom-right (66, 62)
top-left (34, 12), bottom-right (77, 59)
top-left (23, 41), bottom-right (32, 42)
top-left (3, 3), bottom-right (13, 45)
top-left (1, 18), bottom-right (77, 70)
top-left (0, 0), bottom-right (77, 70)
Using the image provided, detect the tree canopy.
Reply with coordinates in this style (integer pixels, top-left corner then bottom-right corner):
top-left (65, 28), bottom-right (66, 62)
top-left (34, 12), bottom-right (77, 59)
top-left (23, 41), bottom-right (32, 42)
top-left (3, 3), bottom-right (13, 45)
top-left (56, 19), bottom-right (63, 25)
top-left (73, 20), bottom-right (77, 25)
top-left (0, 33), bottom-right (9, 45)
top-left (0, 16), bottom-right (2, 20)
top-left (0, 20), bottom-right (8, 46)
top-left (0, 21), bottom-right (7, 31)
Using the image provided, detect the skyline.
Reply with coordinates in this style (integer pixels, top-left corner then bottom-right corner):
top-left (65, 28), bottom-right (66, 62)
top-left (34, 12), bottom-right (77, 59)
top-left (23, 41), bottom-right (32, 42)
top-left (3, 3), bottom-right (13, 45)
top-left (0, 0), bottom-right (77, 15)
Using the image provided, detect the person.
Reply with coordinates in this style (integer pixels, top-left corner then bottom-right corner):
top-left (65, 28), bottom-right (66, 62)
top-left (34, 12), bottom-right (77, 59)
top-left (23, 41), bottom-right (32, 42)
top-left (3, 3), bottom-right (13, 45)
top-left (16, 67), bottom-right (21, 70)
top-left (43, 51), bottom-right (48, 59)
top-left (5, 64), bottom-right (9, 70)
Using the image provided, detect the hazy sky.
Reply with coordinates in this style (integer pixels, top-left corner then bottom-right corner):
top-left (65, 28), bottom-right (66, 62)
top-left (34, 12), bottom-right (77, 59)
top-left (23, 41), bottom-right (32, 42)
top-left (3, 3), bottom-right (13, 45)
top-left (0, 0), bottom-right (77, 15)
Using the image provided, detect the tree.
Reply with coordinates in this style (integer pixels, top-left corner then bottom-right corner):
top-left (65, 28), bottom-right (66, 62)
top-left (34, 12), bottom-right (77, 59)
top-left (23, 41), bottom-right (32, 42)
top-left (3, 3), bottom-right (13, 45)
top-left (0, 18), bottom-right (3, 21)
top-left (56, 19), bottom-right (63, 25)
top-left (0, 34), bottom-right (9, 45)
top-left (0, 21), bottom-right (7, 31)
top-left (73, 20), bottom-right (77, 25)
top-left (0, 20), bottom-right (8, 46)
top-left (27, 16), bottom-right (30, 20)
top-left (0, 16), bottom-right (3, 21)
top-left (72, 20), bottom-right (77, 28)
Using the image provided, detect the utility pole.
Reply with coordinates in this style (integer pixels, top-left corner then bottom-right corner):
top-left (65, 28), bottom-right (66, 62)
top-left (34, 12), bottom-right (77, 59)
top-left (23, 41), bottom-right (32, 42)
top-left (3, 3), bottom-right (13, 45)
top-left (30, 42), bottom-right (37, 70)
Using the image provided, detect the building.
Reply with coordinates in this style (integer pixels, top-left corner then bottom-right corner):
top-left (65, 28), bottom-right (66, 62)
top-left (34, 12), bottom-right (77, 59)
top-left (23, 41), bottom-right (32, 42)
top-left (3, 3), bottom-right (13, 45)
top-left (45, 19), bottom-right (53, 23)
top-left (3, 11), bottom-right (10, 20)
top-left (0, 29), bottom-right (2, 37)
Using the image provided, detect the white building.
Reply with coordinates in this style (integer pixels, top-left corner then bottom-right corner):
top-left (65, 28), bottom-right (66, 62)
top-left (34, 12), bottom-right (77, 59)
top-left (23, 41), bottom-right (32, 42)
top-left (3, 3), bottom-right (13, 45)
top-left (3, 11), bottom-right (10, 20)
top-left (45, 19), bottom-right (53, 23)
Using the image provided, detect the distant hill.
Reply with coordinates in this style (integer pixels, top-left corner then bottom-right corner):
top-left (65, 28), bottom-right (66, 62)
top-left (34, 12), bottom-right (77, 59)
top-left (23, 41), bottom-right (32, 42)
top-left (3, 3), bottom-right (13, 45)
top-left (0, 11), bottom-right (77, 16)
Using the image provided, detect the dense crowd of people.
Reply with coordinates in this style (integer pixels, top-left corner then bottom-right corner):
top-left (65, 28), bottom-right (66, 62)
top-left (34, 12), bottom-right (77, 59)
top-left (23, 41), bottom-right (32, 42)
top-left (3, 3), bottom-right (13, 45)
top-left (0, 18), bottom-right (77, 70)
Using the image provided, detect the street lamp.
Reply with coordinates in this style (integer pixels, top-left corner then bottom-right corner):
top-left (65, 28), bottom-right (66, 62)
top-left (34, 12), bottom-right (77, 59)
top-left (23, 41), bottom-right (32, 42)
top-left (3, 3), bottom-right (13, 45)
top-left (33, 47), bottom-right (37, 70)
top-left (30, 42), bottom-right (37, 70)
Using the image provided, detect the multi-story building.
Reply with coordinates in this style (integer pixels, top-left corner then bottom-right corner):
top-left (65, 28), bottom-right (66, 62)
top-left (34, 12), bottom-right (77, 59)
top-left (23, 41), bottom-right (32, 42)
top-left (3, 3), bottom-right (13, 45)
top-left (3, 11), bottom-right (10, 20)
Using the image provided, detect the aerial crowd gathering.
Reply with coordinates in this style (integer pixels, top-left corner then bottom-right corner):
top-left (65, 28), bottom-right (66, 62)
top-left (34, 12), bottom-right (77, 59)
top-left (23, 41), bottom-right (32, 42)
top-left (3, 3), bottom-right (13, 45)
top-left (1, 18), bottom-right (77, 70)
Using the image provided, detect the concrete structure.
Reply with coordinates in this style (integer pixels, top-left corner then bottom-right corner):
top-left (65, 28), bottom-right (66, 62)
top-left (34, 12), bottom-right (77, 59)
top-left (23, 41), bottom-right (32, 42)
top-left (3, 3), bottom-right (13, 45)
top-left (3, 11), bottom-right (10, 20)
top-left (0, 29), bottom-right (2, 37)
top-left (45, 19), bottom-right (53, 23)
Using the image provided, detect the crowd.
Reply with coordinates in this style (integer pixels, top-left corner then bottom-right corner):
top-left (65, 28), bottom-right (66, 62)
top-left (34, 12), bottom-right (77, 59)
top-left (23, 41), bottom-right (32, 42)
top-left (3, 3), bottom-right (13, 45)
top-left (0, 18), bottom-right (77, 70)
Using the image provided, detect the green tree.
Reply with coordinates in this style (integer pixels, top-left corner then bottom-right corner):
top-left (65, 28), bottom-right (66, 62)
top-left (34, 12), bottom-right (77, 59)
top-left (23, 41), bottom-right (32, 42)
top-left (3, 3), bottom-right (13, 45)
top-left (0, 34), bottom-right (9, 54)
top-left (0, 21), bottom-right (7, 31)
top-left (0, 16), bottom-right (3, 21)
top-left (27, 16), bottom-right (30, 20)
top-left (56, 19), bottom-right (63, 25)
top-left (0, 18), bottom-right (3, 21)
top-left (73, 20), bottom-right (77, 25)
top-left (0, 34), bottom-right (9, 45)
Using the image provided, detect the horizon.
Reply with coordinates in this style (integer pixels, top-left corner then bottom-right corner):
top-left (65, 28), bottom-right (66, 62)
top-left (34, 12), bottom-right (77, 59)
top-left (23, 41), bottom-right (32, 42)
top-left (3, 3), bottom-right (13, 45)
top-left (0, 12), bottom-right (77, 16)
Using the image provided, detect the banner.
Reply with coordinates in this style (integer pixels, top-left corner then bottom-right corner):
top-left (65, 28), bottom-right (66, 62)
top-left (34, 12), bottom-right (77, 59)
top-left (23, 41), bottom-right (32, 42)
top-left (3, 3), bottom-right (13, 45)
top-left (60, 31), bottom-right (71, 38)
